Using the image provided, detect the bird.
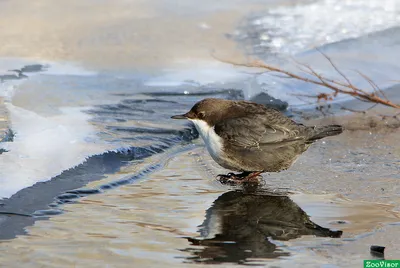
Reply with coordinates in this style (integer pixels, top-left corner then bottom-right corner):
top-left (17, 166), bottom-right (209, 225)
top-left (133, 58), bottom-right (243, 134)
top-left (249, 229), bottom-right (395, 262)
top-left (171, 98), bottom-right (343, 184)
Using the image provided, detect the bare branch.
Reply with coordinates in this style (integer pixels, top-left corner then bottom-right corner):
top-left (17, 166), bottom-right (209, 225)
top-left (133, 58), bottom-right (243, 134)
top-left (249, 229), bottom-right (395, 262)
top-left (213, 53), bottom-right (400, 110)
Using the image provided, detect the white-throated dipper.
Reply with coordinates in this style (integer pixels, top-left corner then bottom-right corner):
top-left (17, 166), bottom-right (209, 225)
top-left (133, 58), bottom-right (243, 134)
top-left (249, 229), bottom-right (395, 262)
top-left (172, 98), bottom-right (343, 183)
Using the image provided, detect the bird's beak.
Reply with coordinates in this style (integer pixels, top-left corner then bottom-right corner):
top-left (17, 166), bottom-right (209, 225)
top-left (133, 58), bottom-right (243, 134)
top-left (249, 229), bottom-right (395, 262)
top-left (171, 113), bottom-right (188, 119)
top-left (171, 111), bottom-right (195, 119)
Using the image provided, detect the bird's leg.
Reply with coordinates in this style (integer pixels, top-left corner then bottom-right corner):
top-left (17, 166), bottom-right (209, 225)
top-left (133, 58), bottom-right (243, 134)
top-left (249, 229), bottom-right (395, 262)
top-left (242, 171), bottom-right (263, 182)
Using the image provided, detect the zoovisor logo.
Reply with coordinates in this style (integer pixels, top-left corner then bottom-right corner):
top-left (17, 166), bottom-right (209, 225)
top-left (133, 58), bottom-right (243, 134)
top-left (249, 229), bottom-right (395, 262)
top-left (364, 260), bottom-right (400, 268)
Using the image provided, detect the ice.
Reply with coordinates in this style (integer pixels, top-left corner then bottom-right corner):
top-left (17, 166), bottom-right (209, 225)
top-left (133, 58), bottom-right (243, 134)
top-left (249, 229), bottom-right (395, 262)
top-left (0, 104), bottom-right (111, 198)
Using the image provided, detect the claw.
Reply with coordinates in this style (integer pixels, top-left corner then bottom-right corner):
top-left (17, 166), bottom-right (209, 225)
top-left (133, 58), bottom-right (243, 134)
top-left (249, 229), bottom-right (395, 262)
top-left (217, 173), bottom-right (241, 184)
top-left (216, 171), bottom-right (263, 185)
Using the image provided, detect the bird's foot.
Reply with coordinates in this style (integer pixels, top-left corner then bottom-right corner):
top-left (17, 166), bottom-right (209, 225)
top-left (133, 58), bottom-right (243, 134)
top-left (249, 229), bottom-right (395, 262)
top-left (217, 172), bottom-right (243, 184)
top-left (217, 172), bottom-right (262, 185)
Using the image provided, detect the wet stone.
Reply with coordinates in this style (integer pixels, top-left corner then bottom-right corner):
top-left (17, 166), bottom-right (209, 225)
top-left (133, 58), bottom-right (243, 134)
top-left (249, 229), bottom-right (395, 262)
top-left (370, 245), bottom-right (385, 258)
top-left (250, 92), bottom-right (288, 111)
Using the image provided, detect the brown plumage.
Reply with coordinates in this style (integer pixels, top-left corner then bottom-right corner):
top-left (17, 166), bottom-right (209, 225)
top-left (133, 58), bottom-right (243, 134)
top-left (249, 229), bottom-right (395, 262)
top-left (172, 98), bottom-right (343, 182)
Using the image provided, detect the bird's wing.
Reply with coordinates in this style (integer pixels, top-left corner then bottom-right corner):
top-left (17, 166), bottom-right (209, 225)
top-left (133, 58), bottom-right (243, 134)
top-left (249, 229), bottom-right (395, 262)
top-left (214, 112), bottom-right (306, 149)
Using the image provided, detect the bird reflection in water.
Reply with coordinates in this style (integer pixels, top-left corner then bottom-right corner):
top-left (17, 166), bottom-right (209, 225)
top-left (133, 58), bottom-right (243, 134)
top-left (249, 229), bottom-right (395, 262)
top-left (182, 189), bottom-right (342, 264)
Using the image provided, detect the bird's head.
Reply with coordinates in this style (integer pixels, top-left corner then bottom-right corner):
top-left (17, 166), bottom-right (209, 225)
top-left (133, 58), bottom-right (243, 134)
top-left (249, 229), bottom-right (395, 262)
top-left (171, 98), bottom-right (233, 126)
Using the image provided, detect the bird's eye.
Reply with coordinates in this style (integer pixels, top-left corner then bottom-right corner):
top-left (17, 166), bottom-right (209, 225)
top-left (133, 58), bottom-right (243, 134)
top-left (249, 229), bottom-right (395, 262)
top-left (198, 111), bottom-right (206, 119)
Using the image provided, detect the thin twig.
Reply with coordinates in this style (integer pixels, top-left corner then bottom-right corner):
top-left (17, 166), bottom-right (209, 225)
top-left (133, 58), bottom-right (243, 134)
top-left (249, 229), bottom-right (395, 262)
top-left (340, 106), bottom-right (367, 114)
top-left (316, 48), bottom-right (354, 89)
top-left (355, 70), bottom-right (389, 101)
top-left (339, 103), bottom-right (378, 114)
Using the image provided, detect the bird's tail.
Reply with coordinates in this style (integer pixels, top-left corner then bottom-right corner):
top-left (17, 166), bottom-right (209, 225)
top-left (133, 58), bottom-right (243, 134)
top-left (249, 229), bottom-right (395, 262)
top-left (307, 124), bottom-right (343, 142)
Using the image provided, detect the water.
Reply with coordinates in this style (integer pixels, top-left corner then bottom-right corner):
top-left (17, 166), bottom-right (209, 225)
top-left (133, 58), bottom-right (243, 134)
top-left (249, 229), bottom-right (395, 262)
top-left (0, 0), bottom-right (400, 266)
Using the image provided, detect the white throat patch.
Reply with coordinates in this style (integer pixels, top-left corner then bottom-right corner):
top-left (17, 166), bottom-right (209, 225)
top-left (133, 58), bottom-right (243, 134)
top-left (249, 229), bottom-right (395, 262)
top-left (189, 119), bottom-right (223, 162)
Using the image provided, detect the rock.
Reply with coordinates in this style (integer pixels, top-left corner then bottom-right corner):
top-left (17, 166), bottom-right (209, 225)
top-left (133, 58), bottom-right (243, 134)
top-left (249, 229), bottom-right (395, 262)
top-left (250, 92), bottom-right (288, 111)
top-left (370, 245), bottom-right (385, 258)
